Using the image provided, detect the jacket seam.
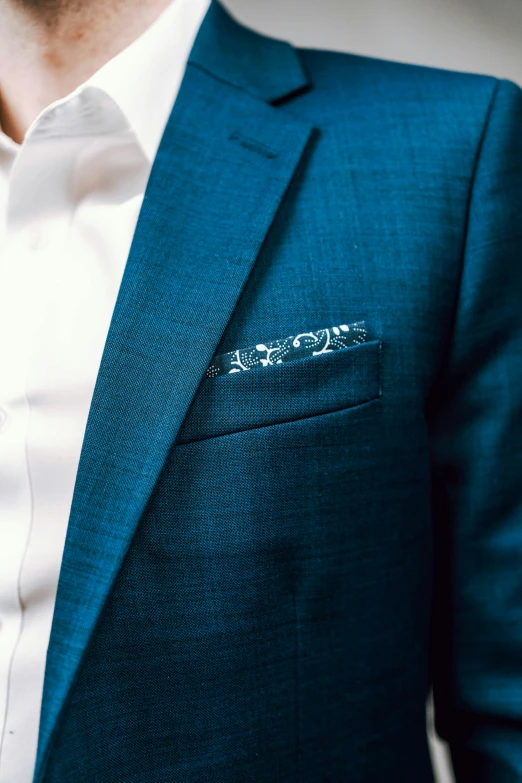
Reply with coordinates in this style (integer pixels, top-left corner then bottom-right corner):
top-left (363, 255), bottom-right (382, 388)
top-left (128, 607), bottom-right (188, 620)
top-left (425, 78), bottom-right (501, 409)
top-left (458, 79), bottom-right (501, 287)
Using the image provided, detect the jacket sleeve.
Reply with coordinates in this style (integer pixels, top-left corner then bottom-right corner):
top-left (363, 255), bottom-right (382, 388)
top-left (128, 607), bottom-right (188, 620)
top-left (430, 79), bottom-right (522, 782)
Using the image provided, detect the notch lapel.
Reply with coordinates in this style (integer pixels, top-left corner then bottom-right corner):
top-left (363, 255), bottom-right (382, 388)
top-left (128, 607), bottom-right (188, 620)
top-left (34, 3), bottom-right (312, 780)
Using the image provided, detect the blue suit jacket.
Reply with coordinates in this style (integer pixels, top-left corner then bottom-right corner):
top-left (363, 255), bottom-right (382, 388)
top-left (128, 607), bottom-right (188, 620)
top-left (34, 3), bottom-right (522, 781)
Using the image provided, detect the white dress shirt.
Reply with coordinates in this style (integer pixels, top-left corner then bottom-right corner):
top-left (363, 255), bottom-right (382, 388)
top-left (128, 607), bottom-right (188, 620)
top-left (0, 0), bottom-right (211, 780)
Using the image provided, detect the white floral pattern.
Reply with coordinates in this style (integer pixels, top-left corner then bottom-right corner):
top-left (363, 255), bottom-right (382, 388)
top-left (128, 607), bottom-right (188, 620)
top-left (206, 321), bottom-right (368, 379)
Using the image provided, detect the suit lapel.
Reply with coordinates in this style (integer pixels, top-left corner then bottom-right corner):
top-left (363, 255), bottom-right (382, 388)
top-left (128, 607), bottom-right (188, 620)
top-left (35, 3), bottom-right (312, 780)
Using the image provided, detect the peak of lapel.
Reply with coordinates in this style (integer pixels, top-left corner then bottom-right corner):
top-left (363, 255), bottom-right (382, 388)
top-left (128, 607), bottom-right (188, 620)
top-left (190, 1), bottom-right (310, 103)
top-left (34, 3), bottom-right (312, 780)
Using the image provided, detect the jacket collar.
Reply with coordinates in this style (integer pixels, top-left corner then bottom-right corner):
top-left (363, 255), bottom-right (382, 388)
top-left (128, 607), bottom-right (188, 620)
top-left (189, 0), bottom-right (309, 104)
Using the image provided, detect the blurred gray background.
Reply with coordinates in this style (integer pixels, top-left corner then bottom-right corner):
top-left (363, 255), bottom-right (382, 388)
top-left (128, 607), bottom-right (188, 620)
top-left (222, 1), bottom-right (522, 781)
top-left (226, 0), bottom-right (522, 84)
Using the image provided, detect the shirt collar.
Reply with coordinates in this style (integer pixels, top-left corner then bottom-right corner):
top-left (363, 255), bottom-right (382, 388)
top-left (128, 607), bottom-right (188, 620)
top-left (87, 0), bottom-right (212, 162)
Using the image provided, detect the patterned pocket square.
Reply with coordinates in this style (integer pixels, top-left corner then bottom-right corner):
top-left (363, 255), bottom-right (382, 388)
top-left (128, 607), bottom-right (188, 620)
top-left (206, 321), bottom-right (368, 378)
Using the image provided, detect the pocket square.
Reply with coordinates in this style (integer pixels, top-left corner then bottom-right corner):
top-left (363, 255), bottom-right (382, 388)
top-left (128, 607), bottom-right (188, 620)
top-left (206, 321), bottom-right (368, 378)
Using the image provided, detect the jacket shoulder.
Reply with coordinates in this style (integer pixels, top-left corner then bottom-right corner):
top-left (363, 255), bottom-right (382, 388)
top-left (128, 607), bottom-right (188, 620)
top-left (295, 47), bottom-right (507, 119)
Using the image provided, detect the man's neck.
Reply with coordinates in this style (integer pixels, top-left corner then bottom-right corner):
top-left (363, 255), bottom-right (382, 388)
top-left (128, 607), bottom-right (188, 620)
top-left (0, 0), bottom-right (174, 143)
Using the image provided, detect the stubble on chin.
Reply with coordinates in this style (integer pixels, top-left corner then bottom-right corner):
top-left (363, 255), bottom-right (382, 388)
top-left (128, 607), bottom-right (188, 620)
top-left (3, 0), bottom-right (100, 29)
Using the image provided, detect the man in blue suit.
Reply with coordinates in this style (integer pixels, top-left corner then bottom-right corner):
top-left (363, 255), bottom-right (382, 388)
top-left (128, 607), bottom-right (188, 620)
top-left (0, 0), bottom-right (521, 780)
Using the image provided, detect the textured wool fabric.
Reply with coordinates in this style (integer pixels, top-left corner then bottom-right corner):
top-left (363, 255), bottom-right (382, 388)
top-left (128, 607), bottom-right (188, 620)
top-left (34, 2), bottom-right (522, 782)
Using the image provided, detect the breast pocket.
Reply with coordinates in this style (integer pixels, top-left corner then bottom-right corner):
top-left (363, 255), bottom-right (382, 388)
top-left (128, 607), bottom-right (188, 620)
top-left (176, 339), bottom-right (382, 445)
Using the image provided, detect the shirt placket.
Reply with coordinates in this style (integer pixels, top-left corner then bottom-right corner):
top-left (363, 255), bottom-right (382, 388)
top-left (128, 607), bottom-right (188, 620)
top-left (0, 129), bottom-right (79, 779)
